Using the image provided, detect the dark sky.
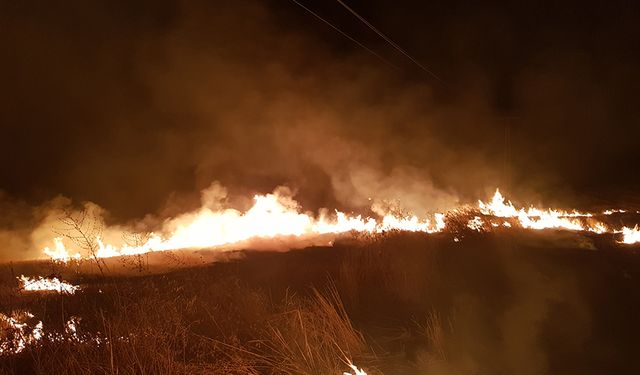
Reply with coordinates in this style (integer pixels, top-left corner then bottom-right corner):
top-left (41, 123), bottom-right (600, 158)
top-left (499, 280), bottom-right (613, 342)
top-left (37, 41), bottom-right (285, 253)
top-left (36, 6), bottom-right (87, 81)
top-left (1, 0), bottom-right (639, 221)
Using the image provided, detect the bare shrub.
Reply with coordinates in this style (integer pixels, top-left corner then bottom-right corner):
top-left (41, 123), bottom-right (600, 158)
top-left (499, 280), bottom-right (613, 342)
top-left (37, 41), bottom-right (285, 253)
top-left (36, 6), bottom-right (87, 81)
top-left (121, 231), bottom-right (151, 273)
top-left (54, 209), bottom-right (108, 275)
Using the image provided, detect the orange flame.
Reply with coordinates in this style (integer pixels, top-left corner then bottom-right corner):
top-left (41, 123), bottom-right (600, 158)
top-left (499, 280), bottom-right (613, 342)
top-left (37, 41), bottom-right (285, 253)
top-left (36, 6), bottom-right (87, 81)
top-left (42, 188), bottom-right (640, 261)
top-left (478, 189), bottom-right (607, 233)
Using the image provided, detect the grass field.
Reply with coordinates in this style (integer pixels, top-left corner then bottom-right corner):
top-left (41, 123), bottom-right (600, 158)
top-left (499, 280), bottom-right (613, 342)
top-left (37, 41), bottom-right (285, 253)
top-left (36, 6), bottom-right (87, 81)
top-left (1, 229), bottom-right (639, 374)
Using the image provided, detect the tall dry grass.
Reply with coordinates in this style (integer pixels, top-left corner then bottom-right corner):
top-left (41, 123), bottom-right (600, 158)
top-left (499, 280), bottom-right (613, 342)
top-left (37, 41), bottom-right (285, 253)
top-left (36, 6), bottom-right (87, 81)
top-left (0, 233), bottom-right (465, 374)
top-left (1, 274), bottom-right (380, 375)
top-left (255, 285), bottom-right (372, 374)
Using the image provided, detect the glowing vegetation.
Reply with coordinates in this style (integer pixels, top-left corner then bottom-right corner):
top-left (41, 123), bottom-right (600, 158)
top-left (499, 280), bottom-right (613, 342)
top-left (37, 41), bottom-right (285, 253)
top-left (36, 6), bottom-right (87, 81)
top-left (42, 189), bottom-right (640, 262)
top-left (19, 275), bottom-right (80, 294)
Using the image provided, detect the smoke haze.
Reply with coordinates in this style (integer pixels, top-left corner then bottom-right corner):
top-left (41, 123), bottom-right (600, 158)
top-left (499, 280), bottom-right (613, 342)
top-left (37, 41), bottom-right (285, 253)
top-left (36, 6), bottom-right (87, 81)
top-left (1, 0), bottom-right (639, 259)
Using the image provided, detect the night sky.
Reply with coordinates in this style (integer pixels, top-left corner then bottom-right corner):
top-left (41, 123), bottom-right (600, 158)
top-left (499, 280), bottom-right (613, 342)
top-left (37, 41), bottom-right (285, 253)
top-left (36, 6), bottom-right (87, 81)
top-left (2, 0), bottom-right (639, 222)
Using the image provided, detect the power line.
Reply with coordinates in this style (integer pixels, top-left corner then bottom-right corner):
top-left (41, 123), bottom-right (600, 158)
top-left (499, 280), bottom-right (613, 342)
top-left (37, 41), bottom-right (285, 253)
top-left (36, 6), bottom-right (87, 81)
top-left (290, 0), bottom-right (399, 70)
top-left (335, 0), bottom-right (445, 84)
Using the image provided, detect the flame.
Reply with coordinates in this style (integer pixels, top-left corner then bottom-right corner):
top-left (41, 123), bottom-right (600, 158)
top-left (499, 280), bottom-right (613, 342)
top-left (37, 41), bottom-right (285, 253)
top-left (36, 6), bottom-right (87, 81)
top-left (467, 216), bottom-right (485, 231)
top-left (43, 238), bottom-right (81, 262)
top-left (603, 209), bottom-right (626, 215)
top-left (19, 275), bottom-right (80, 294)
top-left (343, 360), bottom-right (368, 375)
top-left (43, 191), bottom-right (447, 261)
top-left (42, 188), bottom-right (640, 261)
top-left (0, 311), bottom-right (91, 355)
top-left (621, 226), bottom-right (640, 244)
top-left (478, 189), bottom-right (606, 233)
top-left (0, 311), bottom-right (43, 355)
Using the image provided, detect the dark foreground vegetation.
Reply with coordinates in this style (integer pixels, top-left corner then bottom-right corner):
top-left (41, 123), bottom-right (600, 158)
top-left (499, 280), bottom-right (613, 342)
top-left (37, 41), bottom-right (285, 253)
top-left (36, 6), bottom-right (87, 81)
top-left (1, 230), bottom-right (640, 374)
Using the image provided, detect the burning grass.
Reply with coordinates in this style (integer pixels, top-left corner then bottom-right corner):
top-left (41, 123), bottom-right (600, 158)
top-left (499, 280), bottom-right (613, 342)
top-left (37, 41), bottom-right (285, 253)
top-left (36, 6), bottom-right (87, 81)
top-left (18, 275), bottom-right (79, 294)
top-left (0, 269), bottom-right (380, 374)
top-left (38, 188), bottom-right (640, 264)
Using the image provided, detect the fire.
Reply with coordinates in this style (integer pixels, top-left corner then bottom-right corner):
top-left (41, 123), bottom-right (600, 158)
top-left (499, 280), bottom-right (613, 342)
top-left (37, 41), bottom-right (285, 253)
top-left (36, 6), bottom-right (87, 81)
top-left (478, 189), bottom-right (606, 233)
top-left (44, 190), bottom-right (448, 261)
top-left (0, 311), bottom-right (43, 355)
top-left (0, 311), bottom-right (91, 355)
top-left (42, 188), bottom-right (640, 261)
top-left (18, 275), bottom-right (80, 294)
top-left (343, 360), bottom-right (368, 375)
top-left (604, 209), bottom-right (626, 215)
top-left (467, 216), bottom-right (485, 231)
top-left (43, 238), bottom-right (81, 262)
top-left (621, 226), bottom-right (640, 244)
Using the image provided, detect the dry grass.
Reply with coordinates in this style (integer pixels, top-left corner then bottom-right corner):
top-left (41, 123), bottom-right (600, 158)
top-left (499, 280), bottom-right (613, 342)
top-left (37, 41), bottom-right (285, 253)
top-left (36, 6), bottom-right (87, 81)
top-left (0, 274), bottom-right (381, 375)
top-left (338, 232), bottom-right (440, 310)
top-left (256, 285), bottom-right (371, 375)
top-left (443, 207), bottom-right (489, 234)
top-left (3, 232), bottom-right (639, 374)
top-left (0, 233), bottom-right (486, 374)
top-left (415, 309), bottom-right (451, 364)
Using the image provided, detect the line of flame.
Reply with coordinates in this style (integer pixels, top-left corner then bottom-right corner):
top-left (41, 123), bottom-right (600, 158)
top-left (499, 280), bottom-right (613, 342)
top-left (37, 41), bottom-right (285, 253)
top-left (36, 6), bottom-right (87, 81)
top-left (42, 189), bottom-right (640, 261)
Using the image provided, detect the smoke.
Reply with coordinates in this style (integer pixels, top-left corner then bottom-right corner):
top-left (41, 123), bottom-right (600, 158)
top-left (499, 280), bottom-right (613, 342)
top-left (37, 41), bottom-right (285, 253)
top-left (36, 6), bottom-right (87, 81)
top-left (0, 0), bottom-right (503, 222)
top-left (413, 245), bottom-right (592, 375)
top-left (1, 0), bottom-right (639, 259)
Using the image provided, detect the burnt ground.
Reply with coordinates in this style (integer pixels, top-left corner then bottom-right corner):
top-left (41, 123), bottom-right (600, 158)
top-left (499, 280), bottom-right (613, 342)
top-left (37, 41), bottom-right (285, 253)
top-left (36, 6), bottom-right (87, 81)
top-left (1, 230), bottom-right (640, 374)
